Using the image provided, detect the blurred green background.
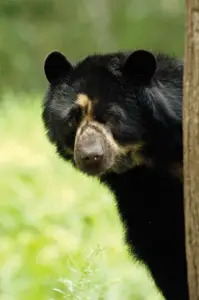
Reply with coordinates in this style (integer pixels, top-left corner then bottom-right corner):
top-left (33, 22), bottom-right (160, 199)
top-left (0, 1), bottom-right (185, 299)
top-left (0, 0), bottom-right (185, 94)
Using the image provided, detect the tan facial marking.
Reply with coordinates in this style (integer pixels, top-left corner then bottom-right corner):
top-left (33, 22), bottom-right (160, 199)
top-left (86, 100), bottom-right (93, 120)
top-left (118, 142), bottom-right (146, 166)
top-left (76, 93), bottom-right (93, 120)
top-left (77, 94), bottom-right (89, 109)
top-left (75, 119), bottom-right (119, 154)
top-left (74, 104), bottom-right (149, 171)
top-left (119, 142), bottom-right (144, 155)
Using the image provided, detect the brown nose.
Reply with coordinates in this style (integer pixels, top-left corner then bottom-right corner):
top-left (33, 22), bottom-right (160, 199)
top-left (80, 146), bottom-right (104, 165)
top-left (75, 142), bottom-right (104, 174)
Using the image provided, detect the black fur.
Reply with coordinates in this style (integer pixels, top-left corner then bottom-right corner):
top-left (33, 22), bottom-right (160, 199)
top-left (42, 49), bottom-right (188, 300)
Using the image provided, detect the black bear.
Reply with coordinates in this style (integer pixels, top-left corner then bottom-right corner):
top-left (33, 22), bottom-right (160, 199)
top-left (42, 49), bottom-right (188, 300)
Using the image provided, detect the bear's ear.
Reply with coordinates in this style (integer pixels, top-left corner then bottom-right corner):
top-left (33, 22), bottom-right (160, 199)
top-left (44, 51), bottom-right (73, 83)
top-left (123, 50), bottom-right (156, 84)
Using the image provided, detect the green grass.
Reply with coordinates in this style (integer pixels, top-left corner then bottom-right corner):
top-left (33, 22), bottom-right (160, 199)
top-left (0, 93), bottom-right (163, 300)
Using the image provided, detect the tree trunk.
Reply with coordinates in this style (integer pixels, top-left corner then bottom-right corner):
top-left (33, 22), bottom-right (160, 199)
top-left (183, 0), bottom-right (199, 299)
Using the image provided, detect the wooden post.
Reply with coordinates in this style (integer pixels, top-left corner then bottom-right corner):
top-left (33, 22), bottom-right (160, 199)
top-left (183, 0), bottom-right (199, 298)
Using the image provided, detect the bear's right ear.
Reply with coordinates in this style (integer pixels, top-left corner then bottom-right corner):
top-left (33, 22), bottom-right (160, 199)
top-left (44, 51), bottom-right (73, 83)
top-left (123, 50), bottom-right (156, 84)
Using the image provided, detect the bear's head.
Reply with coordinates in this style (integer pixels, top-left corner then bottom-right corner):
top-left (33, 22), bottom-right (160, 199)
top-left (42, 50), bottom-right (157, 176)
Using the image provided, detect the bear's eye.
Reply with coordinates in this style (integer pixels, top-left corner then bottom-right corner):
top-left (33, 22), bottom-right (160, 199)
top-left (64, 105), bottom-right (82, 131)
top-left (104, 104), bottom-right (126, 125)
top-left (60, 105), bottom-right (82, 150)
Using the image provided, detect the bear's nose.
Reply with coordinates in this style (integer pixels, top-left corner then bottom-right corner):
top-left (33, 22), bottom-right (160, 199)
top-left (79, 145), bottom-right (104, 166)
top-left (75, 141), bottom-right (105, 175)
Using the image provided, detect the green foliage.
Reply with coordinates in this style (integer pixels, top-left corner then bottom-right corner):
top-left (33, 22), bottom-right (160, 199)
top-left (1, 2), bottom-right (185, 298)
top-left (0, 0), bottom-right (184, 93)
top-left (0, 93), bottom-right (164, 299)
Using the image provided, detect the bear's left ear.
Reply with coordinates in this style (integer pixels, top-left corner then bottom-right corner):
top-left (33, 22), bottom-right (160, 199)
top-left (123, 50), bottom-right (156, 84)
top-left (44, 51), bottom-right (73, 83)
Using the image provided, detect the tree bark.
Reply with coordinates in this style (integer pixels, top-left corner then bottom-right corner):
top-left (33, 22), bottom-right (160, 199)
top-left (183, 0), bottom-right (199, 299)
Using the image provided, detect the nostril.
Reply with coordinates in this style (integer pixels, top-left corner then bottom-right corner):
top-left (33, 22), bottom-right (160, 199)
top-left (81, 153), bottom-right (103, 163)
top-left (93, 155), bottom-right (102, 161)
top-left (84, 156), bottom-right (90, 161)
top-left (83, 155), bottom-right (93, 161)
